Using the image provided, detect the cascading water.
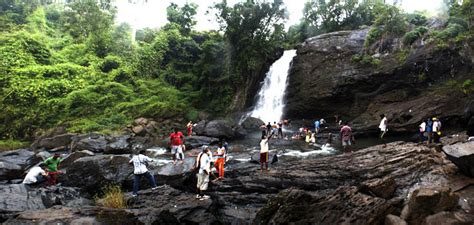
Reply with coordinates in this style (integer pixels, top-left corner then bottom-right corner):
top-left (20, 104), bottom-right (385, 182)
top-left (249, 49), bottom-right (297, 123)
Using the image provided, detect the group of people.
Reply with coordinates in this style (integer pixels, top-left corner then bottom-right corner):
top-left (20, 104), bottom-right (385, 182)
top-left (22, 153), bottom-right (62, 186)
top-left (419, 117), bottom-right (442, 144)
top-left (260, 121), bottom-right (284, 139)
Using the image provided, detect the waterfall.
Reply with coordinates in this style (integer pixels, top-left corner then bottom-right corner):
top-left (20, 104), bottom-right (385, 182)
top-left (249, 50), bottom-right (297, 123)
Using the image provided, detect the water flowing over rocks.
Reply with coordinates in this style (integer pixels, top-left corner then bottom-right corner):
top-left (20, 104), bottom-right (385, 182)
top-left (284, 28), bottom-right (473, 133)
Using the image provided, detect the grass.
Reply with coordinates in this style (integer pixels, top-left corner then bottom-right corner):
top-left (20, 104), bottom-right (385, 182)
top-left (95, 185), bottom-right (127, 209)
top-left (0, 139), bottom-right (29, 152)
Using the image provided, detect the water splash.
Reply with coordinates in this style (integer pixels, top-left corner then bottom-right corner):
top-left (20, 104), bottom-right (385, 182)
top-left (250, 50), bottom-right (297, 123)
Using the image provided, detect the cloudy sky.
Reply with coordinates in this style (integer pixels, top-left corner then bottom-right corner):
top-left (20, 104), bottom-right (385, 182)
top-left (115, 0), bottom-right (446, 31)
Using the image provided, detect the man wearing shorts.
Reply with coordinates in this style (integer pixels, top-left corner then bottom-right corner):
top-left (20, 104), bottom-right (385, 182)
top-left (169, 128), bottom-right (185, 164)
top-left (340, 122), bottom-right (354, 153)
top-left (195, 145), bottom-right (211, 200)
top-left (260, 134), bottom-right (272, 172)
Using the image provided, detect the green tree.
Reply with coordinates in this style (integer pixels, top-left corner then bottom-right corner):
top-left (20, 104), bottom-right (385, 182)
top-left (165, 2), bottom-right (198, 35)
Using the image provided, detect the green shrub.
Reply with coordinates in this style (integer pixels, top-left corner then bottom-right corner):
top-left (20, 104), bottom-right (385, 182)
top-left (403, 26), bottom-right (428, 46)
top-left (364, 27), bottom-right (383, 47)
top-left (437, 23), bottom-right (466, 40)
top-left (406, 13), bottom-right (427, 26)
top-left (95, 185), bottom-right (127, 209)
top-left (0, 140), bottom-right (29, 151)
top-left (462, 79), bottom-right (474, 94)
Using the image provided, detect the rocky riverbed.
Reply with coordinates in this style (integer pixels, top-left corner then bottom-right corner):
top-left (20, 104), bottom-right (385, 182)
top-left (1, 131), bottom-right (473, 224)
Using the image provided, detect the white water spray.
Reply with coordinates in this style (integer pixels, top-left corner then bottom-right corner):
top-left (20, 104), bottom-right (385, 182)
top-left (249, 50), bottom-right (296, 123)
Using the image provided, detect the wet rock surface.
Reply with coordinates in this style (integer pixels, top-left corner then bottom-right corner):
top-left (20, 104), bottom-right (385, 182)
top-left (0, 149), bottom-right (39, 181)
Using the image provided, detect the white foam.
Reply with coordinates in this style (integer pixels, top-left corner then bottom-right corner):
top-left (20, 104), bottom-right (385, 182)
top-left (147, 147), bottom-right (167, 156)
top-left (282, 144), bottom-right (336, 157)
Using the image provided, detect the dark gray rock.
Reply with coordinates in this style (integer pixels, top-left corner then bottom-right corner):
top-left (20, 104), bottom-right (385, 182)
top-left (59, 150), bottom-right (94, 169)
top-left (35, 133), bottom-right (76, 150)
top-left (0, 149), bottom-right (39, 181)
top-left (185, 136), bottom-right (219, 149)
top-left (65, 155), bottom-right (131, 194)
top-left (194, 120), bottom-right (235, 139)
top-left (442, 142), bottom-right (474, 177)
top-left (104, 135), bottom-right (131, 154)
top-left (241, 117), bottom-right (265, 130)
top-left (233, 125), bottom-right (248, 139)
top-left (71, 134), bottom-right (107, 152)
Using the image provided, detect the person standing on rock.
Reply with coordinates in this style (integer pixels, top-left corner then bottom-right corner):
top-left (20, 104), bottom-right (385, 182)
top-left (214, 143), bottom-right (226, 180)
top-left (266, 122), bottom-right (272, 136)
top-left (22, 163), bottom-right (48, 186)
top-left (260, 134), bottom-right (272, 172)
top-left (277, 121), bottom-right (283, 139)
top-left (129, 150), bottom-right (158, 197)
top-left (379, 114), bottom-right (388, 146)
top-left (272, 122), bottom-right (278, 136)
top-left (340, 122), bottom-right (354, 153)
top-left (169, 128), bottom-right (185, 165)
top-left (314, 119), bottom-right (320, 134)
top-left (186, 121), bottom-right (193, 136)
top-left (425, 118), bottom-right (433, 144)
top-left (43, 153), bottom-right (62, 186)
top-left (195, 145), bottom-right (212, 200)
top-left (419, 120), bottom-right (427, 143)
top-left (432, 118), bottom-right (442, 143)
top-left (260, 123), bottom-right (267, 137)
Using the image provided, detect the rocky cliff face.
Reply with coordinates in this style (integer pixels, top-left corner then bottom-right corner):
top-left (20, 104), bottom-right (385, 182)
top-left (284, 28), bottom-right (473, 133)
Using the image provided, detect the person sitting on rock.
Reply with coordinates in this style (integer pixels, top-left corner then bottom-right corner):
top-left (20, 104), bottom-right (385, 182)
top-left (195, 146), bottom-right (212, 200)
top-left (22, 163), bottom-right (48, 186)
top-left (260, 134), bottom-right (272, 172)
top-left (43, 153), bottom-right (62, 186)
top-left (214, 143), bottom-right (226, 180)
top-left (339, 122), bottom-right (355, 153)
top-left (169, 128), bottom-right (185, 165)
top-left (129, 150), bottom-right (158, 197)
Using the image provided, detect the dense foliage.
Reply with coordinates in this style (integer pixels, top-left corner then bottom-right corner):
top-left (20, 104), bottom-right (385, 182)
top-left (0, 0), bottom-right (287, 140)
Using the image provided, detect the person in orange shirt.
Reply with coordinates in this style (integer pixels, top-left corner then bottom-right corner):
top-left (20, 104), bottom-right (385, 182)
top-left (214, 142), bottom-right (226, 180)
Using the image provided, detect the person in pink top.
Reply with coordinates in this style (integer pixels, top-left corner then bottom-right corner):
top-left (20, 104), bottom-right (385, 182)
top-left (339, 122), bottom-right (355, 153)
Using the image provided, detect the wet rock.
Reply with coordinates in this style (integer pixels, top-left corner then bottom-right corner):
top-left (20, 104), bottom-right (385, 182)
top-left (65, 155), bottom-right (131, 194)
top-left (34, 133), bottom-right (75, 150)
top-left (0, 149), bottom-right (39, 181)
top-left (442, 142), bottom-right (474, 177)
top-left (233, 125), bottom-right (248, 139)
top-left (401, 188), bottom-right (459, 225)
top-left (360, 177), bottom-right (397, 199)
top-left (241, 117), bottom-right (264, 130)
top-left (384, 214), bottom-right (407, 225)
top-left (441, 132), bottom-right (469, 146)
top-left (185, 136), bottom-right (219, 149)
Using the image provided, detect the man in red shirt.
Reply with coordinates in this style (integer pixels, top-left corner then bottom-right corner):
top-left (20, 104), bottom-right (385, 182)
top-left (169, 128), bottom-right (185, 164)
top-left (339, 122), bottom-right (355, 153)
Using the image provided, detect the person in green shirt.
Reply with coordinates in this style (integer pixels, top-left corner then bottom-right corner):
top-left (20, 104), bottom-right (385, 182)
top-left (43, 153), bottom-right (62, 185)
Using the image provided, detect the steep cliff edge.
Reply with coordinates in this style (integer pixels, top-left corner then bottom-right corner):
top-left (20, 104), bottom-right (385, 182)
top-left (284, 28), bottom-right (473, 133)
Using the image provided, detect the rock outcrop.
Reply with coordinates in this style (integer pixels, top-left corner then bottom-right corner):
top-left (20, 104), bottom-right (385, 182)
top-left (193, 120), bottom-right (246, 139)
top-left (442, 141), bottom-right (474, 177)
top-left (284, 28), bottom-right (473, 133)
top-left (0, 149), bottom-right (39, 181)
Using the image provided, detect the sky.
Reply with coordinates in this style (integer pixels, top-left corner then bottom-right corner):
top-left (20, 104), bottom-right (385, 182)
top-left (115, 0), bottom-right (447, 31)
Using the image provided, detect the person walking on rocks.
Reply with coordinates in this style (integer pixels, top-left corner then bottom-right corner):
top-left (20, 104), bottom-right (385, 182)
top-left (169, 128), bottom-right (185, 164)
top-left (340, 122), bottom-right (354, 153)
top-left (432, 118), bottom-right (442, 143)
top-left (195, 146), bottom-right (212, 200)
top-left (379, 114), bottom-right (388, 146)
top-left (22, 163), bottom-right (48, 186)
top-left (277, 121), bottom-right (283, 139)
top-left (260, 134), bottom-right (272, 172)
top-left (419, 120), bottom-right (427, 143)
top-left (314, 119), bottom-right (320, 134)
top-left (43, 153), bottom-right (62, 186)
top-left (272, 122), bottom-right (278, 136)
top-left (425, 118), bottom-right (433, 144)
top-left (214, 143), bottom-right (226, 180)
top-left (186, 121), bottom-right (193, 136)
top-left (129, 150), bottom-right (158, 197)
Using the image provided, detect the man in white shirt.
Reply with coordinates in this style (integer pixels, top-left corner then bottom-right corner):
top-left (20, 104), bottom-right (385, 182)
top-left (432, 118), bottom-right (442, 143)
top-left (22, 164), bottom-right (48, 185)
top-left (196, 146), bottom-right (211, 200)
top-left (379, 114), bottom-right (388, 146)
top-left (419, 121), bottom-right (426, 143)
top-left (129, 150), bottom-right (158, 197)
top-left (260, 134), bottom-right (272, 172)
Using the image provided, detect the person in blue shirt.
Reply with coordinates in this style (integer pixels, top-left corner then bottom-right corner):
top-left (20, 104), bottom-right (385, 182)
top-left (314, 119), bottom-right (321, 133)
top-left (425, 118), bottom-right (433, 144)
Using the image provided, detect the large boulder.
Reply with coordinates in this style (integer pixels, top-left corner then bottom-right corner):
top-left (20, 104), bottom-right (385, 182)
top-left (59, 150), bottom-right (95, 169)
top-left (0, 184), bottom-right (85, 222)
top-left (34, 133), bottom-right (76, 150)
top-left (241, 117), bottom-right (265, 130)
top-left (400, 188), bottom-right (459, 225)
top-left (194, 120), bottom-right (237, 139)
top-left (71, 134), bottom-right (107, 152)
top-left (104, 135), bottom-right (131, 154)
top-left (185, 136), bottom-right (219, 149)
top-left (0, 149), bottom-right (39, 181)
top-left (65, 155), bottom-right (131, 193)
top-left (442, 142), bottom-right (474, 177)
